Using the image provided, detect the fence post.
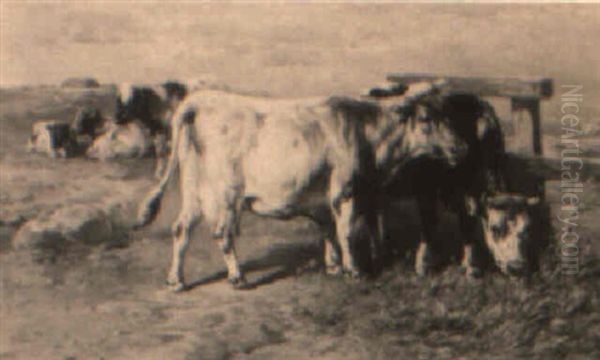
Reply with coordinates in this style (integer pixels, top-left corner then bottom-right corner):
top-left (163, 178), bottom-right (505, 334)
top-left (510, 96), bottom-right (545, 198)
top-left (510, 97), bottom-right (542, 155)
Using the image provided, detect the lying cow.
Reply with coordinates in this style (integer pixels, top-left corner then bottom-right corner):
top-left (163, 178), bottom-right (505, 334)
top-left (72, 106), bottom-right (105, 139)
top-left (71, 106), bottom-right (108, 150)
top-left (381, 93), bottom-right (540, 277)
top-left (86, 121), bottom-right (153, 161)
top-left (135, 83), bottom-right (467, 291)
top-left (27, 120), bottom-right (79, 158)
top-left (116, 81), bottom-right (188, 176)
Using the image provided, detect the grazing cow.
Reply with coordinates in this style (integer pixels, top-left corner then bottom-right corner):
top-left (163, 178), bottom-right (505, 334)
top-left (71, 106), bottom-right (107, 151)
top-left (86, 121), bottom-right (152, 161)
top-left (135, 83), bottom-right (468, 291)
top-left (27, 120), bottom-right (78, 158)
top-left (479, 193), bottom-right (540, 276)
top-left (116, 81), bottom-right (188, 176)
top-left (380, 93), bottom-right (540, 277)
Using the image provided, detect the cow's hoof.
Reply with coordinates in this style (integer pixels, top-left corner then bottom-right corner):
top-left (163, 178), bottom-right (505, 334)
top-left (343, 268), bottom-right (362, 280)
top-left (229, 275), bottom-right (249, 290)
top-left (464, 266), bottom-right (482, 280)
top-left (325, 264), bottom-right (343, 276)
top-left (166, 281), bottom-right (186, 292)
top-left (415, 263), bottom-right (432, 277)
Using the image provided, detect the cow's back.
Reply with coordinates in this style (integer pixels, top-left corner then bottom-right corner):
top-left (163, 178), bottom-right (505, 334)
top-left (180, 90), bottom-right (334, 218)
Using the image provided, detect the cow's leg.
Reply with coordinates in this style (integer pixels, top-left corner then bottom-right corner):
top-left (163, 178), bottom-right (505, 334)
top-left (213, 206), bottom-right (246, 288)
top-left (168, 208), bottom-right (200, 291)
top-left (167, 150), bottom-right (200, 291)
top-left (376, 209), bottom-right (387, 257)
top-left (415, 192), bottom-right (438, 276)
top-left (153, 133), bottom-right (168, 178)
top-left (322, 224), bottom-right (342, 275)
top-left (324, 238), bottom-right (342, 275)
top-left (218, 234), bottom-right (245, 288)
top-left (312, 214), bottom-right (342, 275)
top-left (154, 157), bottom-right (166, 179)
top-left (366, 206), bottom-right (384, 274)
top-left (331, 197), bottom-right (361, 278)
top-left (461, 241), bottom-right (477, 278)
top-left (459, 196), bottom-right (483, 279)
top-left (328, 169), bottom-right (362, 278)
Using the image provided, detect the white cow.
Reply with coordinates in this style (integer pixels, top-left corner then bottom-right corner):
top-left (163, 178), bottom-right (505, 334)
top-left (135, 83), bottom-right (467, 291)
top-left (86, 121), bottom-right (153, 161)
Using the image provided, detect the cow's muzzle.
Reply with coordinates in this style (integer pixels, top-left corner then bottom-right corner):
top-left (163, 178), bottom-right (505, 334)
top-left (505, 259), bottom-right (528, 276)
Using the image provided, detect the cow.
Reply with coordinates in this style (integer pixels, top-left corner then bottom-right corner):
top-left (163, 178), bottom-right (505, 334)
top-left (72, 106), bottom-right (105, 139)
top-left (27, 120), bottom-right (79, 158)
top-left (379, 93), bottom-right (541, 278)
top-left (71, 106), bottom-right (108, 151)
top-left (115, 81), bottom-right (188, 176)
top-left (135, 82), bottom-right (468, 291)
top-left (86, 120), bottom-right (153, 161)
top-left (476, 193), bottom-right (541, 276)
top-left (115, 81), bottom-right (188, 132)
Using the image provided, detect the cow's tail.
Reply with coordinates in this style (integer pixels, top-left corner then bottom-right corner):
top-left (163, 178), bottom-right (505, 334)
top-left (135, 104), bottom-right (196, 228)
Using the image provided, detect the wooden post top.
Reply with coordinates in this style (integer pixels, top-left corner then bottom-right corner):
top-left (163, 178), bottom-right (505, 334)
top-left (386, 73), bottom-right (553, 99)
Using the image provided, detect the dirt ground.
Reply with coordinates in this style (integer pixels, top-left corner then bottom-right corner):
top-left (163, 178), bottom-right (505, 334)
top-left (1, 84), bottom-right (598, 360)
top-left (1, 4), bottom-right (600, 360)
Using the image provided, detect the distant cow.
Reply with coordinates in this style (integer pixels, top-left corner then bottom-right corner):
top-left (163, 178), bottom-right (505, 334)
top-left (115, 81), bottom-right (187, 133)
top-left (135, 83), bottom-right (467, 291)
top-left (72, 106), bottom-right (105, 139)
top-left (86, 121), bottom-right (152, 161)
top-left (367, 83), bottom-right (409, 98)
top-left (115, 81), bottom-right (188, 176)
top-left (381, 94), bottom-right (540, 277)
top-left (27, 120), bottom-right (78, 158)
top-left (70, 106), bottom-right (108, 151)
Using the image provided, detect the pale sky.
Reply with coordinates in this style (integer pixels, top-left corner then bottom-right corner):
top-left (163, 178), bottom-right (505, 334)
top-left (1, 2), bottom-right (598, 98)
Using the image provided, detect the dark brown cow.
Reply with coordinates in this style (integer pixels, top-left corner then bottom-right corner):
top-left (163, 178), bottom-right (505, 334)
top-left (380, 93), bottom-right (540, 278)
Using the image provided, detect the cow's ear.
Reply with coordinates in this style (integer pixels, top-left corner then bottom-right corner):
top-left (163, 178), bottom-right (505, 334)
top-left (526, 196), bottom-right (540, 206)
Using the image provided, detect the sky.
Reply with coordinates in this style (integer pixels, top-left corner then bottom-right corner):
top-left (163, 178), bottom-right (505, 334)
top-left (1, 2), bottom-right (598, 99)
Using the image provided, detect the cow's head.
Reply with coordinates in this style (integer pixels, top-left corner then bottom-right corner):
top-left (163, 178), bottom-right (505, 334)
top-left (27, 120), bottom-right (76, 158)
top-left (481, 193), bottom-right (540, 276)
top-left (162, 80), bottom-right (188, 108)
top-left (375, 83), bottom-right (469, 181)
top-left (115, 81), bottom-right (187, 125)
top-left (397, 96), bottom-right (468, 168)
top-left (72, 106), bottom-right (104, 138)
top-left (86, 121), bottom-right (151, 160)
